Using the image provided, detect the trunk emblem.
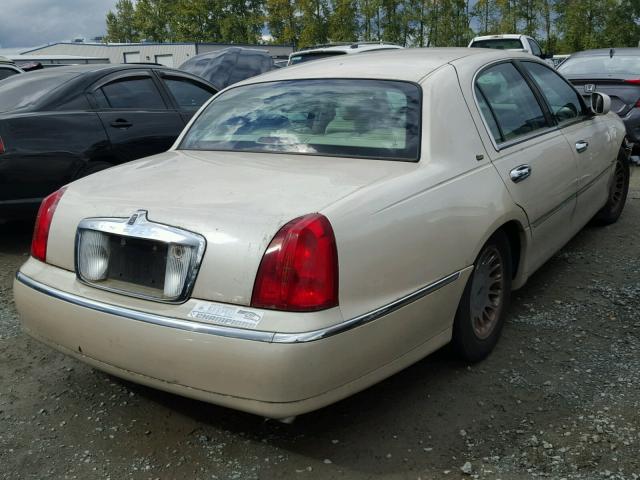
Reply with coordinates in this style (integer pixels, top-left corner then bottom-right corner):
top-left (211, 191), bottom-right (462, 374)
top-left (127, 210), bottom-right (148, 225)
top-left (584, 84), bottom-right (596, 93)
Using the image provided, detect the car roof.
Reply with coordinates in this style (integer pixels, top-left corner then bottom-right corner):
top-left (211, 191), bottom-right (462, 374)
top-left (471, 34), bottom-right (527, 41)
top-left (291, 42), bottom-right (403, 56)
top-left (247, 48), bottom-right (524, 85)
top-left (569, 48), bottom-right (640, 57)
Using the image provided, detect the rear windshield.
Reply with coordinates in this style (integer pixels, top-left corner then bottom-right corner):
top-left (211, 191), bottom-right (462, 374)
top-left (180, 79), bottom-right (421, 161)
top-left (558, 55), bottom-right (640, 76)
top-left (0, 71), bottom-right (79, 112)
top-left (288, 51), bottom-right (346, 65)
top-left (471, 39), bottom-right (524, 50)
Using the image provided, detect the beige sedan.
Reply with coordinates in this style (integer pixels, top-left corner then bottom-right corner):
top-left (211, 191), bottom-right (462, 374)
top-left (14, 48), bottom-right (631, 420)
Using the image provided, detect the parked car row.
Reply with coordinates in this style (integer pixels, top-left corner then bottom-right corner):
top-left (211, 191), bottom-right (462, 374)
top-left (0, 64), bottom-right (217, 220)
top-left (12, 47), bottom-right (632, 420)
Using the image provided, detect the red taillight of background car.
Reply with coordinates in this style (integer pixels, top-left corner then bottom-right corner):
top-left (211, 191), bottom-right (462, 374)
top-left (624, 79), bottom-right (640, 85)
top-left (251, 213), bottom-right (338, 312)
top-left (0, 136), bottom-right (5, 154)
top-left (31, 187), bottom-right (66, 262)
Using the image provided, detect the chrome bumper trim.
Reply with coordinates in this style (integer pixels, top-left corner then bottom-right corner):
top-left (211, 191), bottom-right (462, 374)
top-left (16, 270), bottom-right (460, 344)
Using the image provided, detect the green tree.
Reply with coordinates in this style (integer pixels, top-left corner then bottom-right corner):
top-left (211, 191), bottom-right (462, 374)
top-left (220, 0), bottom-right (265, 43)
top-left (297, 0), bottom-right (330, 47)
top-left (105, 0), bottom-right (140, 42)
top-left (472, 0), bottom-right (499, 35)
top-left (134, 0), bottom-right (176, 42)
top-left (172, 0), bottom-right (224, 43)
top-left (329, 0), bottom-right (358, 42)
top-left (266, 0), bottom-right (300, 45)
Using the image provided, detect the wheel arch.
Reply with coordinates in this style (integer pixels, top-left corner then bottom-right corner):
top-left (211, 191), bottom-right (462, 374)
top-left (473, 217), bottom-right (530, 291)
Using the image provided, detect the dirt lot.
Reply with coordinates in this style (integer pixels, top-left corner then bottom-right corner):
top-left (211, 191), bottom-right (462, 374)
top-left (1, 170), bottom-right (639, 480)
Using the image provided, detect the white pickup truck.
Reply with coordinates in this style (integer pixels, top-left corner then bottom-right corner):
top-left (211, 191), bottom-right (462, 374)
top-left (468, 34), bottom-right (549, 59)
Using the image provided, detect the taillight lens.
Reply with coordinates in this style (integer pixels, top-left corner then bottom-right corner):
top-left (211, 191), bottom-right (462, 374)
top-left (624, 79), bottom-right (640, 85)
top-left (0, 136), bottom-right (5, 154)
top-left (31, 187), bottom-right (66, 262)
top-left (251, 213), bottom-right (338, 312)
top-left (635, 98), bottom-right (640, 108)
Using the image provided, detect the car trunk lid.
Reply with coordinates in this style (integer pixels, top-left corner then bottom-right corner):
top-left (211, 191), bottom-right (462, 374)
top-left (47, 149), bottom-right (415, 306)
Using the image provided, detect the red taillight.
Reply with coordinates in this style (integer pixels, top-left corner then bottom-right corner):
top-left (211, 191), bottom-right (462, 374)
top-left (0, 136), bottom-right (5, 154)
top-left (635, 98), bottom-right (640, 108)
top-left (31, 187), bottom-right (66, 262)
top-left (625, 79), bottom-right (640, 85)
top-left (251, 213), bottom-right (338, 312)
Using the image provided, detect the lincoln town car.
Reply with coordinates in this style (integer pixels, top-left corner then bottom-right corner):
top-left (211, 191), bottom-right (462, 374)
top-left (14, 49), bottom-right (631, 419)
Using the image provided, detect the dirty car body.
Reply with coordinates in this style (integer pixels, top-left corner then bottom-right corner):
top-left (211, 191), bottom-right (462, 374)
top-left (15, 49), bottom-right (629, 419)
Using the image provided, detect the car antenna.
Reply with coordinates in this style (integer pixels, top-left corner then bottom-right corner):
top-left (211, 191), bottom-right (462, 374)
top-left (609, 48), bottom-right (615, 58)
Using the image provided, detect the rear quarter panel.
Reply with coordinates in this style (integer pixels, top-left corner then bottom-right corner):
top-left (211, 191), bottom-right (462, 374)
top-left (324, 65), bottom-right (528, 326)
top-left (0, 111), bottom-right (109, 201)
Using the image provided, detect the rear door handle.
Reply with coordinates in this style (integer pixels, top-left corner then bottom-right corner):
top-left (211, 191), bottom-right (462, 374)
top-left (110, 119), bottom-right (133, 129)
top-left (510, 164), bottom-right (532, 183)
top-left (575, 141), bottom-right (589, 153)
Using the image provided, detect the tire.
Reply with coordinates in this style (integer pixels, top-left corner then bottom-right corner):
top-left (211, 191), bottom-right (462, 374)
top-left (593, 150), bottom-right (630, 225)
top-left (74, 161), bottom-right (113, 180)
top-left (452, 231), bottom-right (512, 362)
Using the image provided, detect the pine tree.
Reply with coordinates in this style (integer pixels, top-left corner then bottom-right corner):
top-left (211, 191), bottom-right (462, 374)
top-left (105, 0), bottom-right (140, 43)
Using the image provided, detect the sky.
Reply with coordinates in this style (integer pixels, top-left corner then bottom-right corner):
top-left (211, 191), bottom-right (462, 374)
top-left (0, 0), bottom-right (119, 48)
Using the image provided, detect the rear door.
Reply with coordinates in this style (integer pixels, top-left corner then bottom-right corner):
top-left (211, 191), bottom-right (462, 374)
top-left (520, 61), bottom-right (614, 228)
top-left (155, 72), bottom-right (217, 124)
top-left (474, 61), bottom-right (578, 271)
top-left (90, 70), bottom-right (184, 162)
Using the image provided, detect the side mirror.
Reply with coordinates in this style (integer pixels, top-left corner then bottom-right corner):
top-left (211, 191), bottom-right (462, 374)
top-left (590, 92), bottom-right (611, 115)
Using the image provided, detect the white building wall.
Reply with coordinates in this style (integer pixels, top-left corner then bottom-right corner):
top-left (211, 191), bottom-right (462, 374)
top-left (24, 43), bottom-right (198, 66)
top-left (24, 42), bottom-right (293, 66)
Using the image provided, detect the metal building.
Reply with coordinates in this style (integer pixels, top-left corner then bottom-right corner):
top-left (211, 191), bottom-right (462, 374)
top-left (19, 42), bottom-right (293, 67)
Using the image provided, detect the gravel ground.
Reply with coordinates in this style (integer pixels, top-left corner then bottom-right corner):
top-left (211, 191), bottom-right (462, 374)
top-left (1, 169), bottom-right (639, 480)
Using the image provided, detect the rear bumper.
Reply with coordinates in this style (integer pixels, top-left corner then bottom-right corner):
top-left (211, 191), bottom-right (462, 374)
top-left (14, 266), bottom-right (467, 418)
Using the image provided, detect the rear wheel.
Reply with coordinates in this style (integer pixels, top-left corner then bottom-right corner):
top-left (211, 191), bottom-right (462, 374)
top-left (593, 152), bottom-right (630, 225)
top-left (452, 232), bottom-right (512, 362)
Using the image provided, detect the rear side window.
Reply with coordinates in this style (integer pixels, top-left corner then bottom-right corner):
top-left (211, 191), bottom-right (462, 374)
top-left (522, 61), bottom-right (585, 125)
top-left (529, 40), bottom-right (543, 57)
top-left (180, 79), bottom-right (421, 161)
top-left (99, 77), bottom-right (166, 109)
top-left (470, 39), bottom-right (525, 50)
top-left (163, 78), bottom-right (214, 109)
top-left (475, 62), bottom-right (549, 143)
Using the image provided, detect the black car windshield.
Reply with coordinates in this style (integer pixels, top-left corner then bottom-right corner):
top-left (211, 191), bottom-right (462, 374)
top-left (559, 55), bottom-right (640, 76)
top-left (471, 39), bottom-right (524, 50)
top-left (0, 71), bottom-right (79, 112)
top-left (180, 79), bottom-right (421, 161)
top-left (288, 51), bottom-right (346, 65)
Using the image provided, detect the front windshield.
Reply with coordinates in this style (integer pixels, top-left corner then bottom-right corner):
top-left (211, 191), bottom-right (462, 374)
top-left (558, 55), bottom-right (640, 76)
top-left (180, 79), bottom-right (421, 161)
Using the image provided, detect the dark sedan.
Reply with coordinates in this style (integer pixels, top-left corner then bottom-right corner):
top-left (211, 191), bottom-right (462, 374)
top-left (558, 48), bottom-right (640, 151)
top-left (0, 64), bottom-right (217, 221)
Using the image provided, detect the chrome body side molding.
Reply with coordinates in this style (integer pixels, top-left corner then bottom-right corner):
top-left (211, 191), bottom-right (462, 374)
top-left (15, 270), bottom-right (461, 344)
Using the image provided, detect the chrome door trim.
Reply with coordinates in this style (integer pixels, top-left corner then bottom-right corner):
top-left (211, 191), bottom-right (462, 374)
top-left (16, 270), bottom-right (461, 344)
